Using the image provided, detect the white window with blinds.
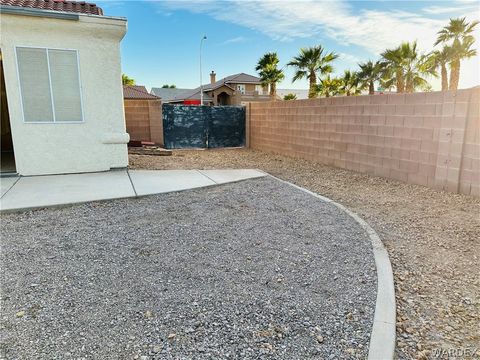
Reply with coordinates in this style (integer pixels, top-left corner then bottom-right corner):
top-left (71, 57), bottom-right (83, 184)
top-left (16, 47), bottom-right (83, 123)
top-left (236, 84), bottom-right (246, 94)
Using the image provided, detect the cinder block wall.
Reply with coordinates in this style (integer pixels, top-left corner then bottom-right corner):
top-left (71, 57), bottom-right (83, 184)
top-left (124, 99), bottom-right (163, 145)
top-left (147, 99), bottom-right (163, 146)
top-left (247, 88), bottom-right (480, 196)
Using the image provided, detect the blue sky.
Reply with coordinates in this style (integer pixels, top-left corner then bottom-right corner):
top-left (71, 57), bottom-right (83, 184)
top-left (98, 0), bottom-right (480, 91)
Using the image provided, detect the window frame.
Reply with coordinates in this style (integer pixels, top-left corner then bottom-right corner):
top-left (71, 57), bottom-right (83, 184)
top-left (15, 45), bottom-right (85, 124)
top-left (236, 84), bottom-right (246, 94)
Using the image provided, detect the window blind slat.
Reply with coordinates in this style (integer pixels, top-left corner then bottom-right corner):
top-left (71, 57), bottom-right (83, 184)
top-left (48, 49), bottom-right (82, 122)
top-left (16, 48), bottom-right (54, 122)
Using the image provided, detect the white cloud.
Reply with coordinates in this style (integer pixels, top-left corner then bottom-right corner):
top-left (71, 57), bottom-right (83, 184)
top-left (157, 0), bottom-right (480, 89)
top-left (221, 36), bottom-right (247, 45)
top-left (158, 0), bottom-right (446, 53)
top-left (423, 5), bottom-right (477, 14)
top-left (338, 52), bottom-right (361, 65)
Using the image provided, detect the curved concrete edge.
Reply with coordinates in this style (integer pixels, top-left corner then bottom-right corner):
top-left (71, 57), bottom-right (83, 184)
top-left (265, 173), bottom-right (396, 359)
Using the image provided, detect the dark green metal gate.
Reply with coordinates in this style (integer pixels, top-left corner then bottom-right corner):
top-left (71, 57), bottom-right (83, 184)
top-left (162, 104), bottom-right (245, 149)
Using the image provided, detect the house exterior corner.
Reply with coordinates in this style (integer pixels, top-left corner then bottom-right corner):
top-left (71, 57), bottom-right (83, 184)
top-left (1, 10), bottom-right (128, 176)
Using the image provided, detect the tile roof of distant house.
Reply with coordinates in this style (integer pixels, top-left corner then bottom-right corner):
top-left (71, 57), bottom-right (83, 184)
top-left (150, 88), bottom-right (193, 102)
top-left (0, 0), bottom-right (104, 15)
top-left (123, 85), bottom-right (160, 100)
top-left (176, 88), bottom-right (213, 102)
top-left (151, 87), bottom-right (213, 103)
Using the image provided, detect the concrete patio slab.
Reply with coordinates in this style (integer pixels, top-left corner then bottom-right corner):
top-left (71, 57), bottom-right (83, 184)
top-left (198, 169), bottom-right (266, 184)
top-left (0, 170), bottom-right (135, 212)
top-left (0, 169), bottom-right (267, 212)
top-left (1, 177), bottom-right (19, 198)
top-left (128, 169), bottom-right (216, 196)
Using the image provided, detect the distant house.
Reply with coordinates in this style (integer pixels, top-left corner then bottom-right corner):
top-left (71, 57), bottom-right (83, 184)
top-left (0, 0), bottom-right (129, 176)
top-left (123, 85), bottom-right (163, 145)
top-left (151, 72), bottom-right (272, 105)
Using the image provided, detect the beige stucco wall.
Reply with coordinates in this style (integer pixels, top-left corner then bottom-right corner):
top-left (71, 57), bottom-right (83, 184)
top-left (1, 12), bottom-right (129, 176)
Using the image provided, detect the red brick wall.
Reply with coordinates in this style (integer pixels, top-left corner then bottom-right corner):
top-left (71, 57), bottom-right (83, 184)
top-left (247, 88), bottom-right (480, 197)
top-left (124, 99), bottom-right (163, 145)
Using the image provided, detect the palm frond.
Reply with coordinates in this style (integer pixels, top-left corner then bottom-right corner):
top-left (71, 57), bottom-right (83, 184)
top-left (292, 70), bottom-right (307, 83)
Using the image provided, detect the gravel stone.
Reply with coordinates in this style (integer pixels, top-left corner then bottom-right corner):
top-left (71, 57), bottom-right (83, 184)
top-left (129, 148), bottom-right (480, 358)
top-left (1, 177), bottom-right (376, 359)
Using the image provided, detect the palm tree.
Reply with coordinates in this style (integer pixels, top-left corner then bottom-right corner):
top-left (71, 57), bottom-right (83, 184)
top-left (435, 18), bottom-right (479, 91)
top-left (381, 42), bottom-right (433, 93)
top-left (428, 46), bottom-right (453, 91)
top-left (256, 52), bottom-right (285, 100)
top-left (405, 63), bottom-right (434, 93)
top-left (122, 74), bottom-right (135, 85)
top-left (283, 93), bottom-right (297, 100)
top-left (435, 17), bottom-right (479, 45)
top-left (448, 37), bottom-right (477, 91)
top-left (288, 45), bottom-right (338, 98)
top-left (341, 70), bottom-right (364, 96)
top-left (405, 50), bottom-right (436, 93)
top-left (381, 43), bottom-right (408, 93)
top-left (358, 60), bottom-right (382, 95)
top-left (316, 76), bottom-right (343, 98)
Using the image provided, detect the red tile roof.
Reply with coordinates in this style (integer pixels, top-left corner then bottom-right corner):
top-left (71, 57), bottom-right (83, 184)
top-left (123, 85), bottom-right (160, 100)
top-left (0, 0), bottom-right (104, 16)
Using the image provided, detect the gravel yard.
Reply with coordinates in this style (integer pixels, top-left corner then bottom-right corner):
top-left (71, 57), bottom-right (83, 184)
top-left (130, 148), bottom-right (480, 359)
top-left (1, 177), bottom-right (376, 359)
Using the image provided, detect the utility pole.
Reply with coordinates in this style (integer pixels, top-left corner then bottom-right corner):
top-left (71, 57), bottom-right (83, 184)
top-left (200, 35), bottom-right (207, 105)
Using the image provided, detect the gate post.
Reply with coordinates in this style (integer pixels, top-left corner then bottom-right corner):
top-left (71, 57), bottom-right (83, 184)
top-left (245, 102), bottom-right (251, 148)
top-left (204, 105), bottom-right (211, 149)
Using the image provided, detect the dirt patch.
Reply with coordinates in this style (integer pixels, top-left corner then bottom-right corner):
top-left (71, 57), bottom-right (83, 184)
top-left (130, 148), bottom-right (480, 359)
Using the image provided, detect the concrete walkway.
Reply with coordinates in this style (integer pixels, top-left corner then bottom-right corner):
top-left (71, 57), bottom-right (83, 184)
top-left (0, 169), bottom-right (265, 212)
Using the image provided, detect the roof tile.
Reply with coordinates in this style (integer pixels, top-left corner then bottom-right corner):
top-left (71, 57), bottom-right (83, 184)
top-left (123, 85), bottom-right (160, 100)
top-left (0, 0), bottom-right (103, 15)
